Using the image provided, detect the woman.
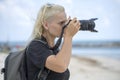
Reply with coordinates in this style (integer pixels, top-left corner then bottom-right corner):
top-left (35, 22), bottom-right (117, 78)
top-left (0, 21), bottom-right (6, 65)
top-left (26, 3), bottom-right (80, 80)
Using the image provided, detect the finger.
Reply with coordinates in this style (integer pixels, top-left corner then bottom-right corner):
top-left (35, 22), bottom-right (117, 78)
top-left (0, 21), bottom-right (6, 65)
top-left (71, 17), bottom-right (77, 23)
top-left (75, 20), bottom-right (81, 29)
top-left (75, 20), bottom-right (80, 26)
top-left (77, 20), bottom-right (81, 27)
top-left (78, 21), bottom-right (81, 29)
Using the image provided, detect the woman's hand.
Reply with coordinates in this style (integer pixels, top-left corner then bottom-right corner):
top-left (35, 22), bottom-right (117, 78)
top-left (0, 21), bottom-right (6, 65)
top-left (64, 17), bottom-right (81, 38)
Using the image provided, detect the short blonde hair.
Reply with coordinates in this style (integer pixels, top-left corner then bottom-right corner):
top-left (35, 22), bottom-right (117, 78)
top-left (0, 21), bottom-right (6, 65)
top-left (31, 3), bottom-right (65, 39)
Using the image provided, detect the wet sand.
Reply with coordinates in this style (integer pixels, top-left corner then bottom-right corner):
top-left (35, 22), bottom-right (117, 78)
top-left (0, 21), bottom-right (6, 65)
top-left (0, 53), bottom-right (120, 80)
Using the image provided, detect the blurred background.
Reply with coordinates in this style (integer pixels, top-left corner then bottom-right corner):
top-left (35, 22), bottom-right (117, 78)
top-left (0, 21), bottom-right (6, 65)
top-left (0, 0), bottom-right (120, 80)
top-left (0, 0), bottom-right (120, 58)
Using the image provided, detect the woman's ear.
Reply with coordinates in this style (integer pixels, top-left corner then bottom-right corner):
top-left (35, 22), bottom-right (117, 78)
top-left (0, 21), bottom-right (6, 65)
top-left (42, 21), bottom-right (49, 30)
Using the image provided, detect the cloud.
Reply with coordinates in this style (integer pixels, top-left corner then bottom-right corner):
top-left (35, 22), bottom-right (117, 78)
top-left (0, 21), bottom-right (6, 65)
top-left (65, 0), bottom-right (72, 4)
top-left (0, 0), bottom-right (120, 41)
top-left (0, 3), bottom-right (5, 12)
top-left (103, 17), bottom-right (110, 27)
top-left (0, 0), bottom-right (35, 41)
top-left (115, 0), bottom-right (120, 4)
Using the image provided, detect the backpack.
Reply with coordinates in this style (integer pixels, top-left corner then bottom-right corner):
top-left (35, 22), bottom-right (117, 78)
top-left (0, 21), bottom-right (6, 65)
top-left (1, 40), bottom-right (50, 80)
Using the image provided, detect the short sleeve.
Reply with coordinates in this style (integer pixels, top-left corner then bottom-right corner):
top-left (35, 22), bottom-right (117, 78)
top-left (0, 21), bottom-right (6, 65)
top-left (27, 41), bottom-right (53, 69)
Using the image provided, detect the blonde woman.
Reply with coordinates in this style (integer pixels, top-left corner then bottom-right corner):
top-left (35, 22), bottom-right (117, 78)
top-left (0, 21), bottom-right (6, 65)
top-left (26, 3), bottom-right (80, 80)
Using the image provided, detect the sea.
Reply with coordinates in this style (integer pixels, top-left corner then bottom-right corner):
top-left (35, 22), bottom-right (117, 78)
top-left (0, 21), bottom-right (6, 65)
top-left (72, 47), bottom-right (120, 59)
top-left (0, 40), bottom-right (120, 59)
top-left (72, 40), bottom-right (120, 60)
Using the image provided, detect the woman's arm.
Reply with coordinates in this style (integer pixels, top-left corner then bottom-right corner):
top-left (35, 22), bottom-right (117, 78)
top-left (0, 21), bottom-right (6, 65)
top-left (45, 18), bottom-right (80, 73)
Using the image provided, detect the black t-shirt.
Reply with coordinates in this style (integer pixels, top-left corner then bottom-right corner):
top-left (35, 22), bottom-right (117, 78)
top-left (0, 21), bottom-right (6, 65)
top-left (26, 36), bottom-right (70, 80)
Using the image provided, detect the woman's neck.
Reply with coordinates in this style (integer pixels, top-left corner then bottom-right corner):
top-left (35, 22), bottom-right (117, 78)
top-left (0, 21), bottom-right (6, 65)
top-left (42, 33), bottom-right (55, 48)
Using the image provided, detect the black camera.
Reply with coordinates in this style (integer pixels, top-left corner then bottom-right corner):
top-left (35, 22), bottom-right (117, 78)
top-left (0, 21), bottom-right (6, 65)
top-left (64, 18), bottom-right (98, 32)
top-left (53, 18), bottom-right (98, 50)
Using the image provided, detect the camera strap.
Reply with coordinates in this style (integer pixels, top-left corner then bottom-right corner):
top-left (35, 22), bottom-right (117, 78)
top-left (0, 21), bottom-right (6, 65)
top-left (52, 20), bottom-right (71, 50)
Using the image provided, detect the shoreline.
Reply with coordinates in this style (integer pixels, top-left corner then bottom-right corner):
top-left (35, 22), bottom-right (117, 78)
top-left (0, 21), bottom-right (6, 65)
top-left (0, 53), bottom-right (120, 80)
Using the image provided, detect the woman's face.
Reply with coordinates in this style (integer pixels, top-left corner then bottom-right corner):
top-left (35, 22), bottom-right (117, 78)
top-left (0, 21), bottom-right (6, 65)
top-left (46, 11), bottom-right (67, 38)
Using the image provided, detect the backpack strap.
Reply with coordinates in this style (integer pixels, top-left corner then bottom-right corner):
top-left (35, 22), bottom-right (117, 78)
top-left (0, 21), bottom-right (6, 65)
top-left (32, 39), bottom-right (51, 80)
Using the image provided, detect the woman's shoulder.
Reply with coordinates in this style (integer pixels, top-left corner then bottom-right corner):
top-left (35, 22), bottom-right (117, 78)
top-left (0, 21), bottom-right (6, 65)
top-left (29, 39), bottom-right (47, 47)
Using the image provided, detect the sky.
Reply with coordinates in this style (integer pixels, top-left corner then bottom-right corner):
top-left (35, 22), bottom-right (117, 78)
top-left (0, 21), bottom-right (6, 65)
top-left (0, 0), bottom-right (120, 42)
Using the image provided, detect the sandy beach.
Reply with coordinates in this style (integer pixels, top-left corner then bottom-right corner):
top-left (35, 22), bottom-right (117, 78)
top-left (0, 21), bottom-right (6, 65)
top-left (0, 52), bottom-right (120, 80)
